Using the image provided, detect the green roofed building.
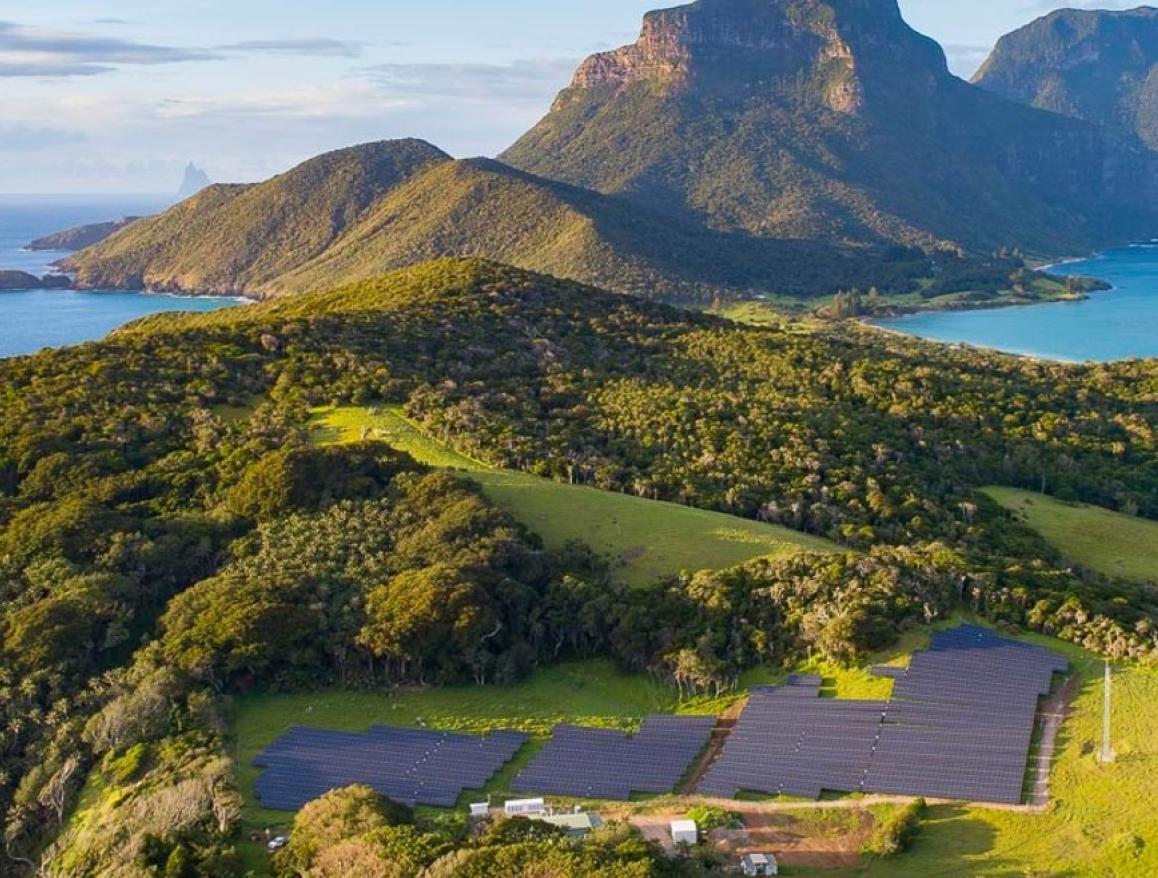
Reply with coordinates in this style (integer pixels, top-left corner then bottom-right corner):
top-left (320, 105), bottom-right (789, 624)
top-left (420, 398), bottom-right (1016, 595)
top-left (537, 812), bottom-right (605, 838)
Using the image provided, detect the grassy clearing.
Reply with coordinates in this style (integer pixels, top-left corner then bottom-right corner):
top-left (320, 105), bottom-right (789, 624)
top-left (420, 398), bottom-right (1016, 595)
top-left (309, 405), bottom-right (482, 469)
top-left (309, 406), bottom-right (841, 588)
top-left (984, 486), bottom-right (1158, 584)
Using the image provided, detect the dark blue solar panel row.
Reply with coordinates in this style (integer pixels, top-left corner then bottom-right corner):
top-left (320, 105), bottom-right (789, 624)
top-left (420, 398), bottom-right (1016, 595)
top-left (510, 716), bottom-right (716, 800)
top-left (254, 725), bottom-right (527, 811)
top-left (864, 625), bottom-right (1066, 804)
top-left (698, 682), bottom-right (886, 800)
top-left (699, 625), bottom-right (1067, 805)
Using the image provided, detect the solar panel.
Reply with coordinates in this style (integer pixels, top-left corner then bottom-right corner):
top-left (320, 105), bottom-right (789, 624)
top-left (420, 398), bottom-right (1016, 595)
top-left (253, 725), bottom-right (528, 811)
top-left (699, 626), bottom-right (1067, 805)
top-left (510, 716), bottom-right (715, 800)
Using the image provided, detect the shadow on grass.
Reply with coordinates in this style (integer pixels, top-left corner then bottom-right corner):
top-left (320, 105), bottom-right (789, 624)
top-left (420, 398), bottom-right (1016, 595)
top-left (838, 805), bottom-right (1077, 878)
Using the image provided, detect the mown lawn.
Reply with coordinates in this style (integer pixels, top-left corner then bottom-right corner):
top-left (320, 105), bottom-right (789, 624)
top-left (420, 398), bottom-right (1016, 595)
top-left (984, 486), bottom-right (1158, 584)
top-left (310, 406), bottom-right (842, 587)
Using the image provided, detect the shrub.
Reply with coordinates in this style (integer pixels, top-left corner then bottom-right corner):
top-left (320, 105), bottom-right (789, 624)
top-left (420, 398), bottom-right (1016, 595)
top-left (864, 798), bottom-right (926, 857)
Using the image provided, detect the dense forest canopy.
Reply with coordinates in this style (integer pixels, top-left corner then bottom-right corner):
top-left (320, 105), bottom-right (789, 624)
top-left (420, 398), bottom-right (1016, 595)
top-left (3, 257), bottom-right (1158, 874)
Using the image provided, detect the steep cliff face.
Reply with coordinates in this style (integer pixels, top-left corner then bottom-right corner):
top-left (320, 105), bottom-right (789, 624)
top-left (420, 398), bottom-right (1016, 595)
top-left (974, 7), bottom-right (1158, 151)
top-left (503, 0), bottom-right (1158, 253)
top-left (568, 0), bottom-right (950, 113)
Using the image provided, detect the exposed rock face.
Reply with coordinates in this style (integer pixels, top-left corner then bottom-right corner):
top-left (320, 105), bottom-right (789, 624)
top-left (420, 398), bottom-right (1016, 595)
top-left (502, 0), bottom-right (1158, 254)
top-left (974, 7), bottom-right (1158, 151)
top-left (568, 0), bottom-right (950, 115)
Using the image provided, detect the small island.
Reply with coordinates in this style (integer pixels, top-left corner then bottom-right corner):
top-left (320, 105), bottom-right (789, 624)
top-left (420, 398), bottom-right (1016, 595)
top-left (0, 270), bottom-right (74, 291)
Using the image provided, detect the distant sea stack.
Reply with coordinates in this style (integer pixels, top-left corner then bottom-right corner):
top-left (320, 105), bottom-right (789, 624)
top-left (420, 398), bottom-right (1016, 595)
top-left (974, 7), bottom-right (1158, 151)
top-left (177, 163), bottom-right (212, 200)
top-left (28, 217), bottom-right (142, 252)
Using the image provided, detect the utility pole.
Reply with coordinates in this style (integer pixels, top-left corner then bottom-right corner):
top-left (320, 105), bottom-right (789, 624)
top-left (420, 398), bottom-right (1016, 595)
top-left (1099, 660), bottom-right (1115, 764)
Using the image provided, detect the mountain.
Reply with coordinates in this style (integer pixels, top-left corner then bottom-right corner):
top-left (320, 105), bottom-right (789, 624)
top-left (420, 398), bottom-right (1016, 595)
top-left (27, 216), bottom-right (142, 252)
top-left (66, 139), bottom-right (927, 300)
top-left (973, 7), bottom-right (1158, 151)
top-left (177, 162), bottom-right (212, 200)
top-left (502, 0), bottom-right (1158, 253)
top-left (64, 0), bottom-right (1158, 303)
top-left (67, 140), bottom-right (452, 296)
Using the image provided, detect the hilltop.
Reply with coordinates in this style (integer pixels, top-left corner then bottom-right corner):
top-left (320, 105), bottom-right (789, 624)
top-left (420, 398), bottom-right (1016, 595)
top-left (65, 140), bottom-right (925, 301)
top-left (974, 6), bottom-right (1158, 151)
top-left (503, 0), bottom-right (1158, 253)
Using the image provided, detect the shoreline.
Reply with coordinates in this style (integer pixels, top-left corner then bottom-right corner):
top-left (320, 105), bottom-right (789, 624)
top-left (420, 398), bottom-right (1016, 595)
top-left (859, 243), bottom-right (1158, 364)
top-left (0, 286), bottom-right (253, 304)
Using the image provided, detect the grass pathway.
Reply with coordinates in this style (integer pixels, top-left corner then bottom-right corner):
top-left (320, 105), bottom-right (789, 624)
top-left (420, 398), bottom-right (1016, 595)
top-left (310, 405), bottom-right (841, 587)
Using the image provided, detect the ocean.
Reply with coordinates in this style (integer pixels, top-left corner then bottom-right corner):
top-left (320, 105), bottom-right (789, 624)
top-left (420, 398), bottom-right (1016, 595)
top-left (0, 196), bottom-right (241, 359)
top-left (876, 245), bottom-right (1158, 362)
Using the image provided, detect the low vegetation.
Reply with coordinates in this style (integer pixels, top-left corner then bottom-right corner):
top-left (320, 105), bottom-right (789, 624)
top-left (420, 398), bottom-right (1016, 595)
top-left (862, 798), bottom-right (926, 857)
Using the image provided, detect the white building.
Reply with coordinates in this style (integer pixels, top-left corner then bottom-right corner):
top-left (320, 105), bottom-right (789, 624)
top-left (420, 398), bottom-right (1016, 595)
top-left (740, 852), bottom-right (779, 876)
top-left (670, 819), bottom-right (698, 846)
top-left (504, 797), bottom-right (548, 817)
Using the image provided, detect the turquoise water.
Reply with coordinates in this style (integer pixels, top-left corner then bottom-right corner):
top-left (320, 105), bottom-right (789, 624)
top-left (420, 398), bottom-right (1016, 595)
top-left (876, 245), bottom-right (1158, 362)
top-left (0, 196), bottom-right (240, 359)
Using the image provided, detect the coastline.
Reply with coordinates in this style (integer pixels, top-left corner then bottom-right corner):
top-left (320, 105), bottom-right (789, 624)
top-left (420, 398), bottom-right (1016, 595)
top-left (860, 242), bottom-right (1158, 363)
top-left (0, 287), bottom-right (246, 360)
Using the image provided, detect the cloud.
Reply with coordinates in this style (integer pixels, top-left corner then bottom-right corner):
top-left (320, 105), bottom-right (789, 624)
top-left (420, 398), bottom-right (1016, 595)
top-left (0, 123), bottom-right (85, 150)
top-left (156, 82), bottom-right (410, 120)
top-left (0, 62), bottom-right (111, 77)
top-left (0, 20), bottom-right (217, 77)
top-left (363, 58), bottom-right (578, 105)
top-left (217, 38), bottom-right (367, 59)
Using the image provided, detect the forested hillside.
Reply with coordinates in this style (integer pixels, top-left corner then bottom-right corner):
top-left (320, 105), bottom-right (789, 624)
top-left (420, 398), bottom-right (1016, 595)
top-left (64, 140), bottom-right (925, 303)
top-left (4, 258), bottom-right (1158, 874)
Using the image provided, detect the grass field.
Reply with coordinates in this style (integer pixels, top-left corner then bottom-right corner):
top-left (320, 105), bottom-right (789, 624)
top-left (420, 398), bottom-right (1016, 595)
top-left (310, 406), bottom-right (841, 587)
top-left (984, 486), bottom-right (1158, 584)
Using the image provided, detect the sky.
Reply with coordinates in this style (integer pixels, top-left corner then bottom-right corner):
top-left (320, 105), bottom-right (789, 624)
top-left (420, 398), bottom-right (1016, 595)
top-left (0, 1), bottom-right (1145, 194)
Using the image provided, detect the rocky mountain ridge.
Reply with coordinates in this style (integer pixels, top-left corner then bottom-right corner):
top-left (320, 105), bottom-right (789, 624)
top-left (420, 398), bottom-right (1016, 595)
top-left (974, 6), bottom-right (1158, 151)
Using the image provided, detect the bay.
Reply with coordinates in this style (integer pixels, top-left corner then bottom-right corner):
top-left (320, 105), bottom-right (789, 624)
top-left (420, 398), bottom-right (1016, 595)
top-left (875, 245), bottom-right (1158, 362)
top-left (0, 196), bottom-right (241, 359)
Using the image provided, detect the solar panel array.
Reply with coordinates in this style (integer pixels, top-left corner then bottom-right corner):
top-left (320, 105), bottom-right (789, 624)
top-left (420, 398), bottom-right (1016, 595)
top-left (511, 715), bottom-right (716, 800)
top-left (699, 625), bottom-right (1068, 805)
top-left (254, 724), bottom-right (527, 810)
top-left (864, 624), bottom-right (1068, 804)
top-left (698, 679), bottom-right (886, 799)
